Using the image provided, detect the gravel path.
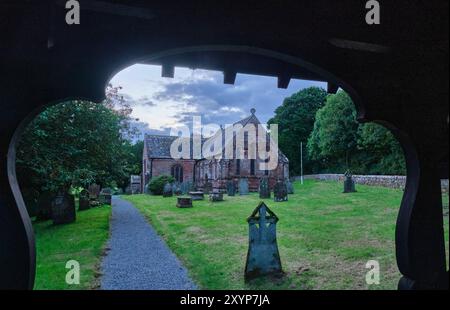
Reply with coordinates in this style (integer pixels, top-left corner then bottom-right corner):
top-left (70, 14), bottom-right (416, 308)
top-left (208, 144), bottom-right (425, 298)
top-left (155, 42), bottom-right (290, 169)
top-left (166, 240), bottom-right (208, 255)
top-left (100, 196), bottom-right (197, 290)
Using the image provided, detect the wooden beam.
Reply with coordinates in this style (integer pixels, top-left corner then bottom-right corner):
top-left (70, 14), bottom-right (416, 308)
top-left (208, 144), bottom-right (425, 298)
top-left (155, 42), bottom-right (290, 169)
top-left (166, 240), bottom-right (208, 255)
top-left (223, 71), bottom-right (237, 85)
top-left (161, 64), bottom-right (174, 78)
top-left (277, 75), bottom-right (291, 89)
top-left (327, 82), bottom-right (339, 94)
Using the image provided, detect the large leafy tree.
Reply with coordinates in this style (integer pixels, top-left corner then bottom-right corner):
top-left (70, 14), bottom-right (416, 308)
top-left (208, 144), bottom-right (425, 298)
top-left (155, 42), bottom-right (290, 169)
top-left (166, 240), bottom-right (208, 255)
top-left (268, 87), bottom-right (327, 174)
top-left (307, 90), bottom-right (405, 174)
top-left (307, 90), bottom-right (359, 171)
top-left (17, 101), bottom-right (132, 193)
top-left (356, 123), bottom-right (406, 174)
top-left (16, 86), bottom-right (144, 215)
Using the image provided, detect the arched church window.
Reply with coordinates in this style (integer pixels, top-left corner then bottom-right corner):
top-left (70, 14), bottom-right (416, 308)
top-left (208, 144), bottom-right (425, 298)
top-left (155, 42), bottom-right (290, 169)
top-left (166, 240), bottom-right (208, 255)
top-left (171, 164), bottom-right (183, 183)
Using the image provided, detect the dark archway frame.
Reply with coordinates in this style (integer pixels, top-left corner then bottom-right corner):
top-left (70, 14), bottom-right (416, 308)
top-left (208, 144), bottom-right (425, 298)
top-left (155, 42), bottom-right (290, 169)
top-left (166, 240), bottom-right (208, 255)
top-left (3, 44), bottom-right (445, 290)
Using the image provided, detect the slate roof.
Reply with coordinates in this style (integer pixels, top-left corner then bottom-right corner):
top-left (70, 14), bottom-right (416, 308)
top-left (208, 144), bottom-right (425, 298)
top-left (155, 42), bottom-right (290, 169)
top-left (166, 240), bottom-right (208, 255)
top-left (144, 109), bottom-right (288, 163)
top-left (145, 135), bottom-right (178, 158)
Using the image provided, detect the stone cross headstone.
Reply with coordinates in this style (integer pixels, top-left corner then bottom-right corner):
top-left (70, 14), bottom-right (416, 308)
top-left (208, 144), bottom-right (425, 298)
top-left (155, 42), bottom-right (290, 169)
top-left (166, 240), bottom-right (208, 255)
top-left (259, 177), bottom-right (271, 199)
top-left (343, 171), bottom-right (356, 193)
top-left (286, 179), bottom-right (294, 194)
top-left (163, 182), bottom-right (173, 197)
top-left (78, 189), bottom-right (90, 211)
top-left (51, 192), bottom-right (76, 225)
top-left (239, 178), bottom-right (249, 195)
top-left (227, 179), bottom-right (236, 196)
top-left (245, 202), bottom-right (282, 280)
top-left (99, 188), bottom-right (112, 205)
top-left (274, 180), bottom-right (288, 202)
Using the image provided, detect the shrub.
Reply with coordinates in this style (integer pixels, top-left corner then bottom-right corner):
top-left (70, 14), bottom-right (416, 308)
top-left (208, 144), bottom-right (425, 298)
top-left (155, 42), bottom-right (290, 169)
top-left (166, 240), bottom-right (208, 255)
top-left (147, 175), bottom-right (175, 195)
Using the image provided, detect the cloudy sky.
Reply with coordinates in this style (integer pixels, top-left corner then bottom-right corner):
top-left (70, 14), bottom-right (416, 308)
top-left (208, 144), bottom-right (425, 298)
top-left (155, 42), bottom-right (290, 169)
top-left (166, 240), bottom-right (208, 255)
top-left (109, 64), bottom-right (326, 139)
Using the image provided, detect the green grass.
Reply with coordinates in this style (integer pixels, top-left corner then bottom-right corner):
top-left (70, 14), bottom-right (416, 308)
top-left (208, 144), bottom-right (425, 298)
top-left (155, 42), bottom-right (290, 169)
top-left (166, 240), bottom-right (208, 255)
top-left (124, 180), bottom-right (449, 290)
top-left (33, 205), bottom-right (111, 290)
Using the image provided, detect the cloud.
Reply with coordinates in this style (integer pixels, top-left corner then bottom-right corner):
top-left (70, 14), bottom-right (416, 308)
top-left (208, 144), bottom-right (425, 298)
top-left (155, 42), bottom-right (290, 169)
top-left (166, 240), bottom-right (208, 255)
top-left (110, 64), bottom-right (327, 135)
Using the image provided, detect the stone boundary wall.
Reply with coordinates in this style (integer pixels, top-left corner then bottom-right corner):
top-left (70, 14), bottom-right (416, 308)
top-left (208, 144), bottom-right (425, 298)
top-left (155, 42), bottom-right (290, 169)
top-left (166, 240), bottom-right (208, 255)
top-left (293, 174), bottom-right (449, 193)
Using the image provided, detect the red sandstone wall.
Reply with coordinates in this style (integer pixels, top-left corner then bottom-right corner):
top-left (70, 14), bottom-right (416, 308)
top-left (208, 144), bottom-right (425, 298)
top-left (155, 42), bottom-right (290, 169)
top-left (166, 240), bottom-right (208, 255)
top-left (151, 159), bottom-right (196, 182)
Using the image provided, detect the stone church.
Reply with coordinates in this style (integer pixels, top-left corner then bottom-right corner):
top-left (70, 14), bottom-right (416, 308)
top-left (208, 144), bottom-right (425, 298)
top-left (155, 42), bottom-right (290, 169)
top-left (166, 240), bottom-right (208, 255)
top-left (141, 109), bottom-right (289, 192)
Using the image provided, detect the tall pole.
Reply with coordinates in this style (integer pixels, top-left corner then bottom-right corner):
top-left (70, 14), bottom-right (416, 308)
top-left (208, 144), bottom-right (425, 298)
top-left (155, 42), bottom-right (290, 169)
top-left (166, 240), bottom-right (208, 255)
top-left (300, 141), bottom-right (304, 185)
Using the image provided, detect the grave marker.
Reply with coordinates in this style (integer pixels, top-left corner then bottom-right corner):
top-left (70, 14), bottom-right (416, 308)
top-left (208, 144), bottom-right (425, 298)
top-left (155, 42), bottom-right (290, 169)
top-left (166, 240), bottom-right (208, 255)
top-left (245, 202), bottom-right (283, 280)
top-left (51, 192), bottom-right (76, 225)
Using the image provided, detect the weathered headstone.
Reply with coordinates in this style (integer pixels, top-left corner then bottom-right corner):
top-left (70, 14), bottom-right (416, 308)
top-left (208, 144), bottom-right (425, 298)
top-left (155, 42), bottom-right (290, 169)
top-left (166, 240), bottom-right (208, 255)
top-left (343, 171), bottom-right (356, 193)
top-left (88, 184), bottom-right (101, 200)
top-left (274, 180), bottom-right (288, 202)
top-left (176, 197), bottom-right (193, 208)
top-left (172, 182), bottom-right (182, 196)
top-left (99, 188), bottom-right (112, 205)
top-left (239, 178), bottom-right (249, 195)
top-left (209, 189), bottom-right (224, 202)
top-left (203, 181), bottom-right (213, 194)
top-left (78, 189), bottom-right (90, 211)
top-left (125, 185), bottom-right (132, 195)
top-left (36, 191), bottom-right (54, 221)
top-left (227, 179), bottom-right (236, 196)
top-left (130, 175), bottom-right (141, 194)
top-left (245, 202), bottom-right (282, 280)
top-left (163, 183), bottom-right (173, 197)
top-left (180, 181), bottom-right (193, 195)
top-left (259, 177), bottom-right (271, 199)
top-left (52, 192), bottom-right (76, 225)
top-left (88, 183), bottom-right (101, 207)
top-left (189, 191), bottom-right (204, 201)
top-left (286, 179), bottom-right (294, 194)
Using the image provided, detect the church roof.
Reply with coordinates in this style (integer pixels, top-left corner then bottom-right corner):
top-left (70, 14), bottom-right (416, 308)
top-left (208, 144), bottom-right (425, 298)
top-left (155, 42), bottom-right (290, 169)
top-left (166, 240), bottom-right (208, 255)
top-left (145, 135), bottom-right (179, 158)
top-left (233, 108), bottom-right (260, 127)
top-left (144, 109), bottom-right (288, 163)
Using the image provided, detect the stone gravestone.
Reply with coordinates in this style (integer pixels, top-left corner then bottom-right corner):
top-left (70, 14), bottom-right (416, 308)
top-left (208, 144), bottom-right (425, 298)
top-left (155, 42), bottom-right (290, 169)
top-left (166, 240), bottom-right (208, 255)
top-left (78, 189), bottom-right (90, 211)
top-left (259, 177), bottom-right (271, 199)
top-left (189, 191), bottom-right (204, 201)
top-left (99, 188), bottom-right (112, 205)
top-left (180, 181), bottom-right (192, 195)
top-left (36, 191), bottom-right (54, 221)
top-left (239, 178), bottom-right (249, 195)
top-left (274, 180), bottom-right (288, 202)
top-left (343, 171), bottom-right (356, 193)
top-left (245, 202), bottom-right (282, 280)
top-left (227, 179), bottom-right (236, 196)
top-left (203, 181), bottom-right (213, 194)
top-left (88, 184), bottom-right (101, 207)
top-left (51, 192), bottom-right (76, 225)
top-left (176, 197), bottom-right (193, 208)
top-left (172, 182), bottom-right (182, 196)
top-left (209, 189), bottom-right (224, 202)
top-left (286, 179), bottom-right (294, 194)
top-left (163, 183), bottom-right (173, 197)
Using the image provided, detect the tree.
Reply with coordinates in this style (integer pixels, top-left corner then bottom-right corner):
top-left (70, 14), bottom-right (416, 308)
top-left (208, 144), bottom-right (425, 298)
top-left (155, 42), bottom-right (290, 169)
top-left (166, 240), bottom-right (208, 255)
top-left (267, 87), bottom-right (327, 174)
top-left (356, 123), bottom-right (406, 174)
top-left (307, 90), bottom-right (359, 171)
top-left (16, 96), bottom-right (143, 216)
top-left (306, 90), bottom-right (406, 175)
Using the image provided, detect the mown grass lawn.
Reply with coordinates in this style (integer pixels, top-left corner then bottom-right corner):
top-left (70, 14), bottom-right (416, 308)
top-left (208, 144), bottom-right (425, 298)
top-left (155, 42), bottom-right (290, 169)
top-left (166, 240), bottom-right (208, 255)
top-left (33, 205), bottom-right (111, 290)
top-left (124, 180), bottom-right (449, 290)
